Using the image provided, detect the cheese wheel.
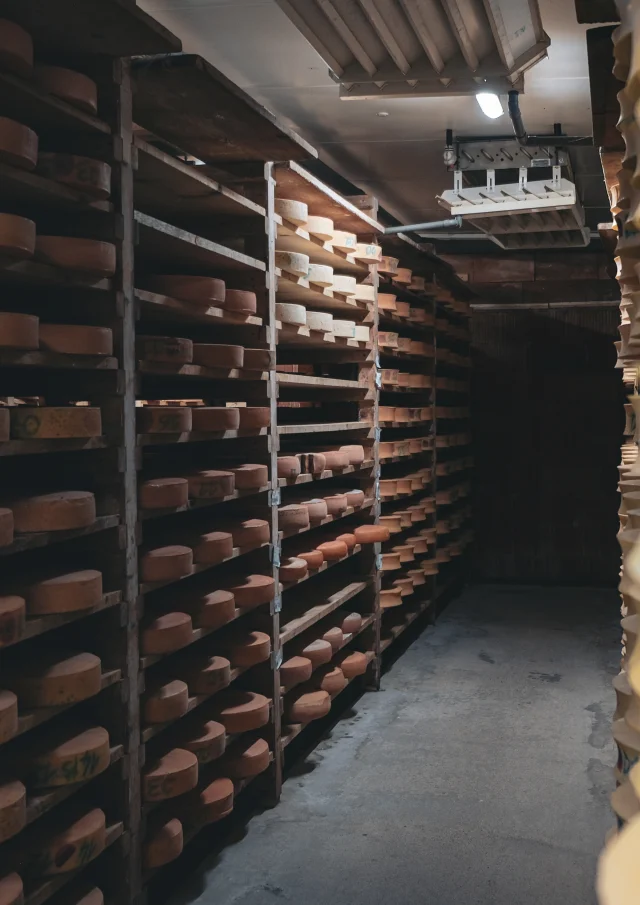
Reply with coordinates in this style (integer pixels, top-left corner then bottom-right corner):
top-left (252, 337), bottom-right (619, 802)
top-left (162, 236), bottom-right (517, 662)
top-left (192, 532), bottom-right (234, 565)
top-left (306, 263), bottom-right (333, 288)
top-left (393, 577), bottom-right (414, 596)
top-left (335, 650), bottom-right (369, 678)
top-left (11, 491), bottom-right (95, 533)
top-left (316, 664), bottom-right (347, 696)
top-left (378, 332), bottom-right (398, 347)
top-left (137, 406), bottom-right (192, 434)
top-left (381, 552), bottom-right (401, 571)
top-left (397, 372), bottom-right (411, 387)
top-left (279, 504), bottom-right (310, 532)
top-left (275, 302), bottom-right (306, 326)
top-left (408, 569), bottom-right (426, 585)
top-left (214, 691), bottom-right (270, 733)
top-left (186, 469), bottom-right (234, 499)
top-left (223, 738), bottom-right (270, 779)
top-left (304, 498), bottom-right (328, 521)
top-left (230, 464), bottom-right (268, 490)
top-left (299, 639), bottom-right (332, 667)
top-left (345, 489), bottom-right (365, 509)
top-left (332, 230), bottom-right (357, 251)
top-left (0, 692), bottom-right (17, 743)
top-left (0, 20), bottom-right (32, 78)
top-left (379, 479), bottom-right (397, 498)
top-left (146, 276), bottom-right (225, 305)
top-left (140, 546), bottom-right (193, 583)
top-left (136, 335), bottom-right (192, 364)
top-left (10, 407), bottom-right (101, 440)
top-left (340, 445), bottom-right (365, 465)
top-left (180, 777), bottom-right (233, 825)
top-left (354, 283), bottom-right (376, 302)
top-left (409, 276), bottom-right (426, 291)
top-left (317, 540), bottom-right (348, 561)
top-left (335, 533), bottom-right (356, 551)
top-left (0, 410), bottom-right (7, 443)
top-left (0, 313), bottom-right (38, 350)
top-left (281, 656), bottom-right (313, 689)
top-left (333, 319), bottom-right (355, 338)
top-left (223, 631), bottom-right (270, 667)
top-left (396, 511), bottom-right (414, 528)
top-left (182, 655), bottom-right (231, 696)
top-left (8, 651), bottom-right (101, 708)
top-left (286, 690), bottom-right (331, 723)
top-left (0, 781), bottom-right (25, 842)
top-left (190, 407), bottom-right (239, 432)
top-left (35, 66), bottom-right (98, 115)
top-left (324, 494), bottom-right (348, 516)
top-left (354, 325), bottom-right (370, 343)
top-left (306, 311), bottom-right (333, 333)
top-left (139, 478), bottom-right (189, 510)
top-left (395, 267), bottom-right (412, 284)
top-left (379, 442), bottom-right (395, 459)
top-left (280, 557), bottom-right (308, 582)
top-left (338, 612), bottom-right (362, 634)
top-left (237, 407), bottom-right (270, 429)
top-left (0, 874), bottom-right (23, 905)
top-left (0, 118), bottom-right (37, 172)
top-left (396, 301), bottom-right (410, 318)
top-left (224, 290), bottom-right (257, 314)
top-left (354, 524), bottom-right (389, 543)
top-left (143, 748), bottom-right (198, 802)
top-left (192, 343), bottom-right (244, 370)
top-left (142, 612), bottom-right (193, 655)
top-left (297, 550), bottom-right (324, 569)
top-left (323, 450), bottom-right (349, 470)
top-left (37, 154), bottom-right (111, 200)
top-left (40, 809), bottom-right (106, 876)
top-left (275, 250), bottom-right (309, 276)
top-left (322, 626), bottom-right (344, 651)
top-left (30, 726), bottom-right (110, 789)
top-left (380, 587), bottom-right (403, 609)
top-left (144, 679), bottom-right (188, 724)
top-left (378, 293), bottom-right (397, 311)
top-left (275, 198), bottom-right (308, 225)
top-left (35, 237), bottom-right (115, 277)
top-left (144, 817), bottom-right (184, 869)
top-left (189, 589), bottom-right (236, 628)
top-left (306, 216), bottom-right (334, 241)
top-left (242, 348), bottom-right (271, 371)
top-left (229, 518), bottom-right (270, 548)
top-left (379, 256), bottom-right (399, 275)
top-left (396, 478), bottom-right (412, 494)
top-left (379, 406), bottom-right (395, 422)
top-left (225, 574), bottom-right (275, 609)
top-left (299, 452), bottom-right (326, 474)
top-left (354, 243), bottom-right (382, 262)
top-left (332, 275), bottom-right (357, 296)
top-left (277, 455), bottom-right (301, 479)
top-left (180, 720), bottom-right (226, 765)
top-left (392, 545), bottom-right (415, 563)
top-left (0, 597), bottom-right (24, 648)
top-left (0, 214), bottom-right (35, 261)
top-left (407, 536), bottom-right (428, 554)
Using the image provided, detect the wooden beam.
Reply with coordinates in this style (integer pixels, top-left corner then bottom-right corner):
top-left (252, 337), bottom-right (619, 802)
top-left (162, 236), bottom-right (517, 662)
top-left (356, 0), bottom-right (411, 75)
top-left (316, 0), bottom-right (378, 77)
top-left (398, 0), bottom-right (445, 73)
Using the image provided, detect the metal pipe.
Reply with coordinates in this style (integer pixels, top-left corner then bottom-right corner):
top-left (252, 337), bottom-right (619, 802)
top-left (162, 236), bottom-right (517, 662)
top-left (384, 216), bottom-right (462, 235)
top-left (507, 90), bottom-right (587, 147)
top-left (508, 90), bottom-right (527, 144)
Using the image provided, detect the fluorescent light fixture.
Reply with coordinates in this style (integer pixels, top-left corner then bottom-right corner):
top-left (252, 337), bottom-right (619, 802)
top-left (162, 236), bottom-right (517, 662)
top-left (476, 92), bottom-right (503, 119)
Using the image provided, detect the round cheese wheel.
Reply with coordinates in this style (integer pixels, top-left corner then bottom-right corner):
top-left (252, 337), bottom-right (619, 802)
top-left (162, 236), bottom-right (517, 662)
top-left (9, 651), bottom-right (101, 708)
top-left (144, 679), bottom-right (188, 724)
top-left (380, 587), bottom-right (403, 609)
top-left (180, 720), bottom-right (226, 765)
top-left (394, 408), bottom-right (410, 424)
top-left (190, 407), bottom-right (239, 432)
top-left (192, 531), bottom-right (234, 565)
top-left (281, 656), bottom-right (313, 689)
top-left (307, 263), bottom-right (333, 286)
top-left (410, 276), bottom-right (426, 291)
top-left (181, 777), bottom-right (234, 825)
top-left (187, 469), bottom-right (234, 499)
top-left (395, 267), bottom-right (412, 284)
top-left (323, 450), bottom-right (349, 470)
top-left (408, 569), bottom-right (426, 586)
top-left (393, 578), bottom-right (414, 596)
top-left (333, 319), bottom-right (355, 338)
top-left (222, 737), bottom-right (270, 778)
top-left (0, 117), bottom-right (37, 171)
top-left (192, 344), bottom-right (244, 370)
top-left (396, 301), bottom-right (410, 318)
top-left (275, 198), bottom-right (308, 225)
top-left (0, 874), bottom-right (23, 905)
top-left (379, 441), bottom-right (395, 459)
top-left (182, 655), bottom-right (231, 696)
top-left (306, 216), bottom-right (334, 241)
top-left (230, 464), bottom-right (268, 490)
top-left (299, 639), bottom-right (332, 667)
top-left (335, 533), bottom-right (356, 551)
top-left (214, 691), bottom-right (270, 733)
top-left (392, 545), bottom-right (415, 563)
top-left (30, 726), bottom-right (110, 789)
top-left (306, 311), bottom-right (333, 333)
top-left (297, 550), bottom-right (324, 569)
top-left (396, 372), bottom-right (411, 387)
top-left (37, 154), bottom-right (111, 200)
top-left (224, 631), bottom-right (270, 667)
top-left (317, 540), bottom-right (348, 561)
top-left (143, 748), bottom-right (198, 802)
top-left (225, 574), bottom-right (275, 609)
top-left (0, 597), bottom-right (24, 647)
top-left (0, 410), bottom-right (7, 443)
top-left (316, 665), bottom-right (347, 697)
top-left (332, 275), bottom-right (357, 296)
top-left (280, 557), bottom-right (308, 582)
top-left (380, 480), bottom-right (397, 499)
top-left (146, 276), bottom-right (225, 305)
top-left (229, 518), bottom-right (270, 548)
top-left (354, 243), bottom-right (382, 262)
top-left (139, 477), bottom-right (189, 510)
top-left (277, 455), bottom-right (301, 479)
top-left (322, 626), bottom-right (343, 651)
top-left (379, 515), bottom-right (402, 534)
top-left (299, 452), bottom-right (326, 474)
top-left (378, 293), bottom-right (397, 311)
top-left (0, 20), bottom-right (32, 77)
top-left (396, 511), bottom-right (414, 529)
top-left (407, 536), bottom-right (428, 554)
top-left (0, 213), bottom-right (35, 262)
top-left (354, 524), bottom-right (389, 543)
top-left (144, 817), bottom-right (183, 869)
top-left (279, 504), bottom-right (310, 532)
top-left (242, 348), bottom-right (271, 371)
top-left (0, 692), bottom-right (17, 743)
top-left (332, 230), bottom-right (357, 251)
top-left (275, 250), bottom-right (309, 276)
top-left (40, 809), bottom-right (106, 876)
top-left (338, 612), bottom-right (362, 634)
top-left (324, 494), bottom-right (348, 516)
top-left (614, 672), bottom-right (633, 719)
top-left (381, 552), bottom-right (401, 571)
top-left (35, 66), bottom-right (98, 115)
top-left (379, 256), bottom-right (399, 275)
top-left (339, 445), bottom-right (365, 465)
top-left (335, 650), bottom-right (369, 678)
top-left (189, 589), bottom-right (235, 628)
top-left (11, 491), bottom-right (95, 533)
top-left (379, 406), bottom-right (395, 422)
top-left (345, 489), bottom-right (365, 509)
top-left (136, 335), bottom-right (192, 364)
top-left (237, 407), bottom-right (270, 429)
top-left (35, 237), bottom-right (115, 277)
top-left (142, 612), bottom-right (193, 655)
top-left (223, 290), bottom-right (256, 314)
top-left (10, 407), bottom-right (101, 440)
top-left (396, 478), bottom-right (412, 494)
top-left (378, 332), bottom-right (398, 348)
top-left (354, 283), bottom-right (376, 302)
top-left (287, 689), bottom-right (331, 723)
top-left (354, 325), bottom-right (370, 343)
top-left (275, 302), bottom-right (306, 326)
top-left (0, 780), bottom-right (25, 842)
top-left (0, 313), bottom-right (38, 350)
top-left (140, 546), bottom-right (193, 583)
top-left (304, 498), bottom-right (328, 521)
top-left (137, 406), bottom-right (192, 434)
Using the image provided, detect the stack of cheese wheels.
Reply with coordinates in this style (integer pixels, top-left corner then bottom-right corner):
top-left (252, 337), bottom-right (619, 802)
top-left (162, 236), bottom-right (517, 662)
top-left (275, 198), bottom-right (308, 226)
top-left (0, 213), bottom-right (35, 261)
top-left (25, 568), bottom-right (103, 615)
top-left (146, 275), bottom-right (226, 306)
top-left (0, 19), bottom-right (33, 77)
top-left (35, 237), bottom-right (116, 278)
top-left (144, 816), bottom-right (184, 869)
top-left (10, 406), bottom-right (102, 440)
top-left (35, 66), bottom-right (98, 115)
top-left (275, 302), bottom-right (306, 327)
top-left (11, 490), bottom-right (96, 533)
top-left (142, 748), bottom-right (198, 802)
top-left (0, 116), bottom-right (37, 170)
top-left (30, 725), bottom-right (110, 788)
top-left (37, 153), bottom-right (111, 200)
top-left (275, 250), bottom-right (309, 277)
top-left (0, 312), bottom-right (38, 349)
top-left (137, 405), bottom-right (192, 434)
top-left (192, 343), bottom-right (244, 370)
top-left (37, 809), bottom-right (106, 876)
top-left (7, 651), bottom-right (102, 707)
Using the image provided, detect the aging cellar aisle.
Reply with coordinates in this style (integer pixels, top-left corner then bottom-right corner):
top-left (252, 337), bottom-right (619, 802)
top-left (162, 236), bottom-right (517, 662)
top-left (168, 585), bottom-right (619, 905)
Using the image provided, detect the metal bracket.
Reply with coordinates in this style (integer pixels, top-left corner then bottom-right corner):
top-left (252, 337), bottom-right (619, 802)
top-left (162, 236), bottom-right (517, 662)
top-left (486, 169), bottom-right (495, 192)
top-left (454, 169), bottom-right (463, 193)
top-left (270, 543), bottom-right (281, 568)
top-left (269, 487), bottom-right (281, 507)
top-left (451, 139), bottom-right (567, 171)
top-left (270, 649), bottom-right (283, 670)
top-left (271, 595), bottom-right (282, 615)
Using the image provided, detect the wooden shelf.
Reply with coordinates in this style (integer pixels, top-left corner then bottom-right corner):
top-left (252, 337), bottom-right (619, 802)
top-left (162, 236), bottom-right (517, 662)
top-left (0, 259), bottom-right (112, 292)
top-left (277, 421), bottom-right (369, 436)
top-left (140, 485), bottom-right (270, 521)
top-left (136, 289), bottom-right (263, 330)
top-left (275, 216), bottom-right (367, 275)
top-left (2, 592), bottom-right (122, 650)
top-left (276, 322), bottom-right (370, 351)
top-left (276, 270), bottom-right (368, 317)
top-left (137, 427), bottom-right (269, 447)
top-left (0, 351), bottom-right (117, 371)
top-left (0, 160), bottom-right (113, 214)
top-left (0, 72), bottom-right (111, 137)
top-left (0, 515), bottom-right (121, 558)
top-left (280, 581), bottom-right (369, 644)
top-left (279, 499), bottom-right (373, 541)
top-left (0, 437), bottom-right (112, 457)
top-left (138, 361), bottom-right (268, 383)
top-left (278, 460), bottom-right (374, 488)
top-left (139, 541), bottom-right (271, 594)
top-left (277, 373), bottom-right (365, 391)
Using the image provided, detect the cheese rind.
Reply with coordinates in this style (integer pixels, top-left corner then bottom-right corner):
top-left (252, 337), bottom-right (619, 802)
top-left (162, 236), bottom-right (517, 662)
top-left (277, 456), bottom-right (301, 479)
top-left (11, 491), bottom-right (96, 532)
top-left (380, 587), bottom-right (403, 608)
top-left (26, 569), bottom-right (103, 615)
top-left (306, 216), bottom-right (334, 241)
top-left (345, 489), bottom-right (365, 509)
top-left (316, 665), bottom-right (347, 696)
top-left (213, 691), bottom-right (270, 733)
top-left (140, 546), bottom-right (193, 583)
top-left (275, 198), bottom-right (308, 225)
top-left (275, 302), bottom-right (306, 326)
top-left (242, 348), bottom-right (271, 371)
top-left (0, 597), bottom-right (24, 647)
top-left (137, 406), bottom-right (192, 434)
top-left (145, 276), bottom-right (225, 305)
top-left (139, 478), bottom-right (189, 510)
top-left (332, 275), bottom-right (357, 296)
top-left (229, 464), bottom-right (268, 489)
top-left (182, 655), bottom-right (231, 696)
top-left (37, 154), bottom-right (111, 200)
top-left (39, 809), bottom-right (106, 876)
top-left (335, 532), bottom-right (356, 550)
top-left (142, 612), bottom-right (193, 655)
top-left (144, 679), bottom-right (188, 724)
top-left (324, 493), bottom-right (348, 515)
top-left (192, 532), bottom-right (234, 565)
top-left (179, 777), bottom-right (233, 825)
top-left (335, 650), bottom-right (369, 678)
top-left (281, 656), bottom-right (313, 689)
top-left (354, 524), bottom-right (389, 543)
top-left (224, 290), bottom-right (257, 314)
top-left (8, 651), bottom-right (101, 708)
top-left (332, 230), bottom-right (357, 251)
top-left (237, 407), bottom-right (270, 429)
top-left (286, 690), bottom-right (331, 723)
top-left (30, 726), bottom-right (110, 788)
top-left (0, 691), bottom-right (17, 743)
top-left (333, 319), bottom-right (355, 337)
top-left (0, 313), bottom-right (38, 350)
top-left (186, 470), bottom-right (234, 499)
top-left (228, 518), bottom-right (270, 548)
top-left (225, 574), bottom-right (275, 608)
top-left (307, 263), bottom-right (333, 286)
top-left (0, 214), bottom-right (35, 261)
top-left (136, 335), bottom-right (192, 364)
top-left (35, 237), bottom-right (116, 277)
top-left (222, 738), bottom-right (270, 779)
top-left (190, 407), bottom-right (239, 432)
top-left (317, 540), bottom-right (348, 561)
top-left (354, 243), bottom-right (381, 262)
top-left (299, 639), bottom-right (332, 667)
top-left (280, 557), bottom-right (308, 582)
top-left (179, 720), bottom-right (226, 765)
top-left (10, 407), bottom-right (102, 440)
top-left (0, 780), bottom-right (25, 842)
top-left (223, 630), bottom-right (271, 667)
top-left (306, 311), bottom-right (333, 333)
top-left (297, 550), bottom-right (324, 569)
top-left (143, 818), bottom-right (183, 869)
top-left (0, 411), bottom-right (8, 443)
top-left (0, 20), bottom-right (32, 78)
top-left (192, 343), bottom-right (244, 370)
top-left (40, 324), bottom-right (113, 356)
top-left (275, 250), bottom-right (309, 276)
top-left (142, 749), bottom-right (198, 802)
top-left (354, 283), bottom-right (376, 302)
top-left (35, 66), bottom-right (98, 115)
top-left (0, 873), bottom-right (23, 905)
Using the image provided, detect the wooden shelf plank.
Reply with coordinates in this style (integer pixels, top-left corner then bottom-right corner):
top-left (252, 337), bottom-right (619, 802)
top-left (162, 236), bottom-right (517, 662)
top-left (0, 72), bottom-right (111, 137)
top-left (0, 437), bottom-right (112, 458)
top-left (137, 427), bottom-right (269, 447)
top-left (276, 373), bottom-right (364, 391)
top-left (136, 288), bottom-right (264, 330)
top-left (0, 515), bottom-right (121, 558)
top-left (280, 580), bottom-right (368, 644)
top-left (0, 351), bottom-right (117, 371)
top-left (2, 592), bottom-right (123, 650)
top-left (276, 269), bottom-right (368, 317)
top-left (0, 259), bottom-right (112, 292)
top-left (0, 161), bottom-right (113, 214)
top-left (275, 216), bottom-right (367, 275)
top-left (277, 421), bottom-right (369, 436)
top-left (279, 499), bottom-right (374, 541)
top-left (140, 485), bottom-right (269, 521)
top-left (140, 541), bottom-right (271, 594)
top-left (278, 460), bottom-right (374, 488)
top-left (138, 361), bottom-right (268, 382)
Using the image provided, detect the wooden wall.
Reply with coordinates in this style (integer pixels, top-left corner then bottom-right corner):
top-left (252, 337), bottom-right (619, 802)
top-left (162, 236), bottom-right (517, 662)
top-left (471, 305), bottom-right (622, 585)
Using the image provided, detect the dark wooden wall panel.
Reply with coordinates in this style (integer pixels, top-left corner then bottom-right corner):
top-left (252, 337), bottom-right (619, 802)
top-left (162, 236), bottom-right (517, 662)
top-left (471, 307), bottom-right (622, 585)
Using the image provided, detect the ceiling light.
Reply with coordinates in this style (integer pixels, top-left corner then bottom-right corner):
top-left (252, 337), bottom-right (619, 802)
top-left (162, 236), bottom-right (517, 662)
top-left (476, 92), bottom-right (503, 119)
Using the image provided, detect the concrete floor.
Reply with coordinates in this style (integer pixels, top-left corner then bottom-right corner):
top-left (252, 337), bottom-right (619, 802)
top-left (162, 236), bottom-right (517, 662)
top-left (170, 584), bottom-right (620, 905)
